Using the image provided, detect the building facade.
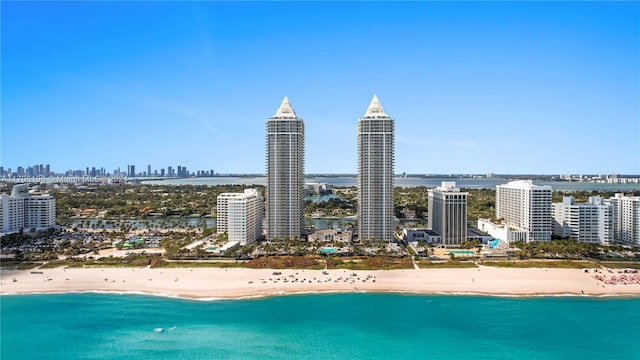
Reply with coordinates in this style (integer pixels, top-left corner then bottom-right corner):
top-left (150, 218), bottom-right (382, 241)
top-left (428, 181), bottom-right (468, 247)
top-left (265, 96), bottom-right (305, 241)
top-left (357, 95), bottom-right (395, 242)
top-left (401, 228), bottom-right (442, 244)
top-left (477, 218), bottom-right (528, 243)
top-left (496, 180), bottom-right (552, 242)
top-left (1, 184), bottom-right (56, 234)
top-left (609, 193), bottom-right (640, 246)
top-left (217, 189), bottom-right (264, 245)
top-left (552, 196), bottom-right (613, 244)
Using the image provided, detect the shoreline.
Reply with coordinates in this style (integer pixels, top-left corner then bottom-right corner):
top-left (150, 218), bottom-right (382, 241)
top-left (3, 289), bottom-right (640, 301)
top-left (2, 267), bottom-right (639, 300)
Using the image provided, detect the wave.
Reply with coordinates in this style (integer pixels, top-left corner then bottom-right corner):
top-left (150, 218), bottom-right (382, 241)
top-left (2, 288), bottom-right (639, 301)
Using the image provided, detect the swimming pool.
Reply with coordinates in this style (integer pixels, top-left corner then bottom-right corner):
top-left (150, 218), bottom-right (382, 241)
top-left (320, 247), bottom-right (337, 254)
top-left (448, 250), bottom-right (475, 255)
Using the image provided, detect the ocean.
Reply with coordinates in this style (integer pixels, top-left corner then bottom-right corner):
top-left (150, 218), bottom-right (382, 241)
top-left (2, 293), bottom-right (639, 359)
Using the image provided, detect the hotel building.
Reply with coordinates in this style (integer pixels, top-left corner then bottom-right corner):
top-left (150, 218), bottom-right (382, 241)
top-left (265, 96), bottom-right (305, 241)
top-left (496, 180), bottom-right (552, 242)
top-left (552, 196), bottom-right (613, 244)
top-left (609, 193), bottom-right (640, 246)
top-left (1, 184), bottom-right (56, 234)
top-left (357, 95), bottom-right (395, 242)
top-left (428, 182), bottom-right (468, 247)
top-left (217, 189), bottom-right (264, 245)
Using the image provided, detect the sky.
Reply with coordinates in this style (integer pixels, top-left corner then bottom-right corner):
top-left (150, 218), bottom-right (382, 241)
top-left (1, 1), bottom-right (639, 175)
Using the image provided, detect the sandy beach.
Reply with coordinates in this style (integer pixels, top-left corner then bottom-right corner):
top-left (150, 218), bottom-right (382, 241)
top-left (2, 266), bottom-right (639, 299)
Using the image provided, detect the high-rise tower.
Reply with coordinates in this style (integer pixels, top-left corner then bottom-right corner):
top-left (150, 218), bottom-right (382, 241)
top-left (496, 180), bottom-right (552, 242)
top-left (266, 96), bottom-right (305, 241)
top-left (357, 95), bottom-right (395, 242)
top-left (428, 182), bottom-right (468, 247)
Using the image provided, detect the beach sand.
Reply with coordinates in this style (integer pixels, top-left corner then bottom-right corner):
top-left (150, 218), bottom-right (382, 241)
top-left (1, 266), bottom-right (639, 299)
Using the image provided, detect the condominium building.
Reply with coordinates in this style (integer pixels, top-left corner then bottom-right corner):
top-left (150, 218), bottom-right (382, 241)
top-left (217, 189), bottom-right (264, 245)
top-left (477, 218), bottom-right (529, 243)
top-left (1, 184), bottom-right (56, 234)
top-left (496, 180), bottom-right (552, 242)
top-left (609, 193), bottom-right (640, 246)
top-left (428, 182), bottom-right (468, 247)
top-left (552, 196), bottom-right (613, 244)
top-left (265, 96), bottom-right (305, 241)
top-left (357, 95), bottom-right (394, 242)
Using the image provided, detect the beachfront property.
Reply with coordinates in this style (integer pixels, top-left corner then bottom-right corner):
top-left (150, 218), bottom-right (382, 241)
top-left (1, 184), bottom-right (56, 234)
top-left (308, 228), bottom-right (352, 243)
top-left (609, 193), bottom-right (640, 247)
top-left (265, 96), bottom-right (305, 241)
top-left (477, 218), bottom-right (529, 243)
top-left (401, 228), bottom-right (442, 244)
top-left (357, 95), bottom-right (395, 242)
top-left (552, 196), bottom-right (613, 244)
top-left (466, 228), bottom-right (494, 244)
top-left (217, 189), bottom-right (264, 245)
top-left (428, 181), bottom-right (468, 247)
top-left (495, 180), bottom-right (552, 242)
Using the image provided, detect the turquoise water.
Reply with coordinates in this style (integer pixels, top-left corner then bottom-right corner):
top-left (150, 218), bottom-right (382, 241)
top-left (449, 250), bottom-right (475, 255)
top-left (2, 293), bottom-right (639, 359)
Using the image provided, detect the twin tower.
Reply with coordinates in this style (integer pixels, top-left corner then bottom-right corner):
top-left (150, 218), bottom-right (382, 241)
top-left (266, 95), bottom-right (395, 242)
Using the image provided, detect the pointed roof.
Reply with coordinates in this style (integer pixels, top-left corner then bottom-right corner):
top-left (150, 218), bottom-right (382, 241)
top-left (364, 94), bottom-right (388, 118)
top-left (273, 96), bottom-right (297, 118)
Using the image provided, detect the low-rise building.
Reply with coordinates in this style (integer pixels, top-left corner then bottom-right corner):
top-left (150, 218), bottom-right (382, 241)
top-left (467, 228), bottom-right (494, 244)
top-left (477, 218), bottom-right (528, 243)
top-left (401, 228), bottom-right (441, 245)
top-left (308, 228), bottom-right (352, 243)
top-left (304, 183), bottom-right (332, 196)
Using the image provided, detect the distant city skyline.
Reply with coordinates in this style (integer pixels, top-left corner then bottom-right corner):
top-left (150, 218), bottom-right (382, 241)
top-left (2, 2), bottom-right (639, 174)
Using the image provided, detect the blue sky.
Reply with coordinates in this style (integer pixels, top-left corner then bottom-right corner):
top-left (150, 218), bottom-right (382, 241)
top-left (2, 1), bottom-right (638, 175)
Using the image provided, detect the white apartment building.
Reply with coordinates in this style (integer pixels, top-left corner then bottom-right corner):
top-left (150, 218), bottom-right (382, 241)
top-left (496, 180), bottom-right (552, 242)
top-left (1, 183), bottom-right (56, 234)
top-left (477, 218), bottom-right (528, 243)
top-left (357, 95), bottom-right (395, 242)
top-left (552, 196), bottom-right (613, 244)
top-left (217, 189), bottom-right (264, 245)
top-left (428, 181), bottom-right (468, 247)
top-left (265, 96), bottom-right (305, 241)
top-left (609, 193), bottom-right (640, 246)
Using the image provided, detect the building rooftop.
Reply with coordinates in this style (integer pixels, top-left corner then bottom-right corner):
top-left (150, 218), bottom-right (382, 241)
top-left (272, 96), bottom-right (298, 119)
top-left (467, 228), bottom-right (492, 237)
top-left (497, 180), bottom-right (552, 191)
top-left (363, 94), bottom-right (389, 118)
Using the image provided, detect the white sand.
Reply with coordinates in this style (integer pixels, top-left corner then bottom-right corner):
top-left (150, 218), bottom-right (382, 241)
top-left (1, 266), bottom-right (639, 299)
